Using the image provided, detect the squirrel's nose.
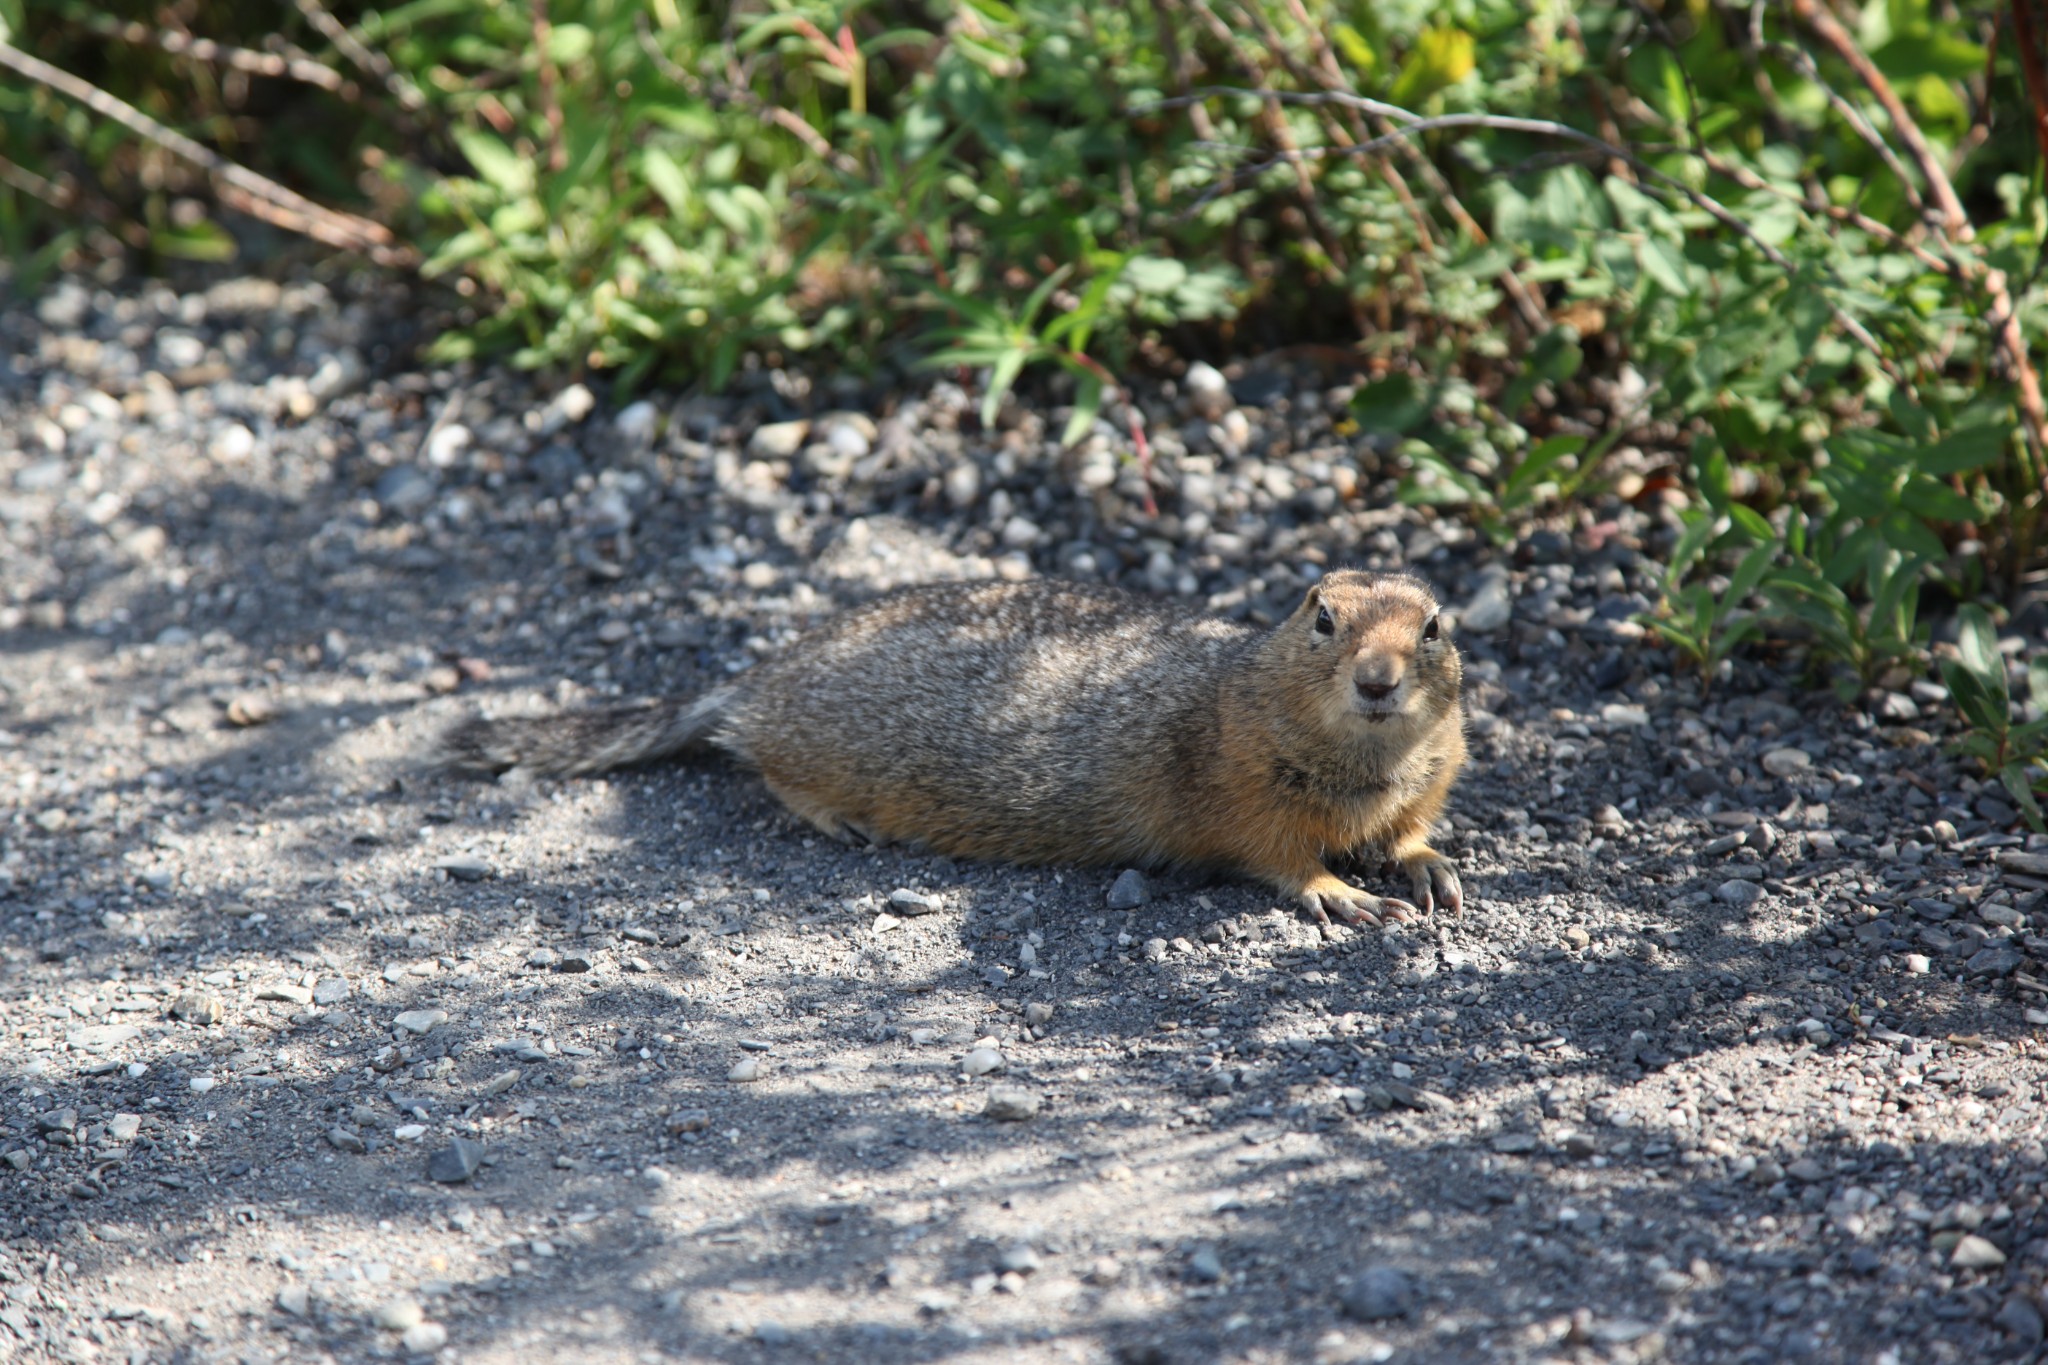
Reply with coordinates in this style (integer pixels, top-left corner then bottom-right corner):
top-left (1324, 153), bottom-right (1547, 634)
top-left (1355, 677), bottom-right (1398, 701)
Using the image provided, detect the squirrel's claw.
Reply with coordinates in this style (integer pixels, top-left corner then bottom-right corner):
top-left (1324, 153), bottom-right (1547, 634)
top-left (1404, 855), bottom-right (1463, 917)
top-left (1301, 882), bottom-right (1417, 928)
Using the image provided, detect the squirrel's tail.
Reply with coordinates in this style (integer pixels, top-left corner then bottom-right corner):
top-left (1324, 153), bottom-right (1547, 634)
top-left (436, 687), bottom-right (738, 777)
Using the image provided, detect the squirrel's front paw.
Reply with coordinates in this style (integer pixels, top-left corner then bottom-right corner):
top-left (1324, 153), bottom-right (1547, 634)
top-left (1402, 854), bottom-right (1463, 916)
top-left (1298, 875), bottom-right (1417, 928)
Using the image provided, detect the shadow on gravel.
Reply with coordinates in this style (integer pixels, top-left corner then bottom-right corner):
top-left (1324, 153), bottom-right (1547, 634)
top-left (4, 459), bottom-right (2038, 1362)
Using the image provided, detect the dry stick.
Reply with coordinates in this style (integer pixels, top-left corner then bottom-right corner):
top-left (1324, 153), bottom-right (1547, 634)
top-left (1183, 0), bottom-right (1353, 284)
top-left (84, 17), bottom-right (353, 94)
top-left (1277, 1), bottom-right (1540, 331)
top-left (2011, 0), bottom-right (2048, 177)
top-left (1143, 87), bottom-right (1896, 372)
top-left (292, 0), bottom-right (424, 111)
top-left (0, 154), bottom-right (70, 209)
top-left (1790, 0), bottom-right (2047, 472)
top-left (633, 16), bottom-right (854, 173)
top-left (529, 0), bottom-right (567, 174)
top-left (0, 40), bottom-right (402, 262)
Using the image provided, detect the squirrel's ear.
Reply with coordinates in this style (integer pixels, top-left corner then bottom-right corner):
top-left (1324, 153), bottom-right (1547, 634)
top-left (1299, 584), bottom-right (1322, 612)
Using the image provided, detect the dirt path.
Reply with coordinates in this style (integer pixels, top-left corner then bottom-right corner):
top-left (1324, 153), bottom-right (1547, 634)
top-left (1, 276), bottom-right (2041, 1364)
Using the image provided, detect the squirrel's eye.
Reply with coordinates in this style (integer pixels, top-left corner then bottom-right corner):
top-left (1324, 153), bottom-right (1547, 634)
top-left (1422, 615), bottom-right (1440, 642)
top-left (1314, 606), bottom-right (1335, 636)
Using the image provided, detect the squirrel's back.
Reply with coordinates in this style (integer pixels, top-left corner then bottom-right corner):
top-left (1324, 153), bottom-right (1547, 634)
top-left (728, 579), bottom-right (1262, 866)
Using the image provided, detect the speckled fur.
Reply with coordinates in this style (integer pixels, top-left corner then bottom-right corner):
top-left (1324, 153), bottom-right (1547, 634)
top-left (441, 571), bottom-right (1467, 924)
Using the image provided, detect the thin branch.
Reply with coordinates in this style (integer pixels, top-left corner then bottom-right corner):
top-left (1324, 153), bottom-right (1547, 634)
top-left (1183, 0), bottom-right (1352, 280)
top-left (81, 16), bottom-right (353, 95)
top-left (1140, 87), bottom-right (1896, 370)
top-left (529, 0), bottom-right (567, 173)
top-left (293, 0), bottom-right (425, 112)
top-left (2010, 0), bottom-right (2048, 175)
top-left (633, 14), bottom-right (855, 173)
top-left (0, 40), bottom-right (404, 263)
top-left (1791, 0), bottom-right (2047, 475)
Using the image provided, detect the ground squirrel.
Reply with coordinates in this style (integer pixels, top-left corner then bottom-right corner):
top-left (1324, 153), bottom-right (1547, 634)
top-left (441, 571), bottom-right (1467, 925)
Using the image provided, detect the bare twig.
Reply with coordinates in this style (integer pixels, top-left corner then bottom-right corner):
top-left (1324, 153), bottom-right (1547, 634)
top-left (1184, 0), bottom-right (1352, 281)
top-left (0, 154), bottom-right (71, 209)
top-left (292, 0), bottom-right (425, 111)
top-left (0, 40), bottom-right (403, 263)
top-left (82, 16), bottom-right (354, 95)
top-left (634, 15), bottom-right (855, 173)
top-left (2011, 0), bottom-right (2048, 175)
top-left (529, 0), bottom-right (567, 173)
top-left (1791, 0), bottom-right (2047, 474)
top-left (1141, 87), bottom-right (1896, 370)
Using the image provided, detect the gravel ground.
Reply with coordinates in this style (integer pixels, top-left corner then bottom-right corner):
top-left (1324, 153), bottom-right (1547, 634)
top-left (3, 272), bottom-right (2047, 1365)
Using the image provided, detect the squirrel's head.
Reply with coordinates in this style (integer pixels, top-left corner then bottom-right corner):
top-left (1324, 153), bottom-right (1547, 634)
top-left (1279, 570), bottom-right (1461, 735)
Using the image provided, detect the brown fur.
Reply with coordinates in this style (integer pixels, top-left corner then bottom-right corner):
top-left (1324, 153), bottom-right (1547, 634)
top-left (439, 571), bottom-right (1467, 925)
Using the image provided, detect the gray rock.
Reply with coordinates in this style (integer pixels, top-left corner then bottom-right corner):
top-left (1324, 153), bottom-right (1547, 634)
top-left (1106, 869), bottom-right (1149, 909)
top-left (67, 1023), bottom-right (140, 1052)
top-left (276, 1284), bottom-right (310, 1317)
top-left (728, 1057), bottom-right (763, 1082)
top-left (888, 888), bottom-right (940, 915)
top-left (426, 1138), bottom-right (484, 1183)
top-left (960, 1047), bottom-right (1005, 1077)
top-left (1761, 747), bottom-right (1812, 779)
top-left (169, 990), bottom-right (226, 1025)
top-left (327, 1126), bottom-right (367, 1154)
top-left (1490, 1132), bottom-right (1539, 1155)
top-left (374, 1297), bottom-right (424, 1331)
top-left (983, 1087), bottom-right (1041, 1121)
top-left (433, 854), bottom-right (491, 881)
top-left (1457, 567), bottom-right (1513, 634)
top-left (107, 1113), bottom-right (141, 1142)
top-left (402, 1323), bottom-right (448, 1354)
top-left (997, 1243), bottom-right (1041, 1275)
top-left (1952, 1234), bottom-right (2007, 1269)
top-left (394, 1009), bottom-right (446, 1036)
top-left (1185, 1245), bottom-right (1225, 1284)
top-left (1183, 361), bottom-right (1232, 419)
top-left (374, 466), bottom-right (436, 516)
top-left (1999, 850), bottom-right (2048, 877)
top-left (748, 420), bottom-right (809, 460)
top-left (256, 982), bottom-right (313, 1005)
top-left (1967, 947), bottom-right (2024, 977)
top-left (1340, 1265), bottom-right (1417, 1320)
top-left (1997, 1296), bottom-right (2046, 1346)
top-left (1715, 879), bottom-right (1766, 909)
top-left (313, 978), bottom-right (351, 1006)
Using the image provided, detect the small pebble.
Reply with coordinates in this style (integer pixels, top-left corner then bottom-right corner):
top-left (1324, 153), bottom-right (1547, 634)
top-left (374, 1297), bottom-right (424, 1331)
top-left (728, 1057), bottom-right (763, 1082)
top-left (426, 1138), bottom-right (484, 1184)
top-left (961, 1047), bottom-right (1005, 1076)
top-left (402, 1323), bottom-right (448, 1354)
top-left (1340, 1266), bottom-right (1417, 1321)
top-left (983, 1087), bottom-right (1041, 1121)
top-left (1106, 868), bottom-right (1149, 909)
top-left (394, 1009), bottom-right (447, 1036)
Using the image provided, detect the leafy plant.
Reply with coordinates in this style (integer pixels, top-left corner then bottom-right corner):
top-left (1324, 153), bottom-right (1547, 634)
top-left (1639, 515), bottom-right (1777, 688)
top-left (1941, 606), bottom-right (2048, 831)
top-left (921, 257), bottom-right (1127, 444)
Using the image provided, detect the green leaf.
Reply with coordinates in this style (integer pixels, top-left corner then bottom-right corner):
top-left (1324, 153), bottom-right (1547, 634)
top-left (1352, 374), bottom-right (1431, 436)
top-left (1061, 371), bottom-right (1104, 447)
top-left (1722, 538), bottom-right (1778, 620)
top-left (1916, 424), bottom-right (2009, 476)
top-left (454, 128), bottom-right (533, 198)
top-left (1639, 238), bottom-right (1690, 295)
top-left (981, 347), bottom-right (1027, 428)
top-left (2003, 763), bottom-right (2046, 832)
top-left (642, 148), bottom-right (691, 217)
top-left (1954, 604), bottom-right (2009, 708)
